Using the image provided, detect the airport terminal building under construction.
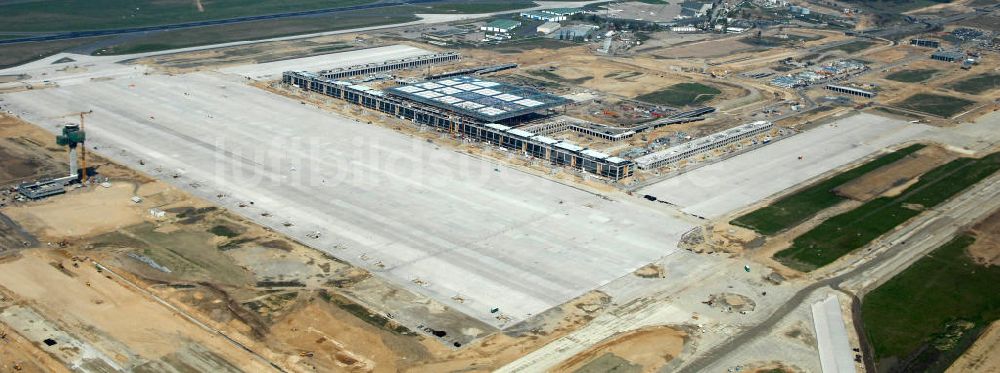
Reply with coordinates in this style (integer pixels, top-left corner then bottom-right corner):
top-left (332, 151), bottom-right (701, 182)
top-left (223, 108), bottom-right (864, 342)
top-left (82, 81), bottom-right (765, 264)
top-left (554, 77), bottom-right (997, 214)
top-left (283, 70), bottom-right (635, 180)
top-left (636, 120), bottom-right (774, 169)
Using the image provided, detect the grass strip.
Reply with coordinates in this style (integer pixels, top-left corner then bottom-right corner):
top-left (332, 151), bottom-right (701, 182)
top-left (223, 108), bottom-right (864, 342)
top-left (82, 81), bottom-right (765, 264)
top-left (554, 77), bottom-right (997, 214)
top-left (775, 151), bottom-right (1000, 271)
top-left (732, 144), bottom-right (925, 235)
top-left (863, 234), bottom-right (1000, 371)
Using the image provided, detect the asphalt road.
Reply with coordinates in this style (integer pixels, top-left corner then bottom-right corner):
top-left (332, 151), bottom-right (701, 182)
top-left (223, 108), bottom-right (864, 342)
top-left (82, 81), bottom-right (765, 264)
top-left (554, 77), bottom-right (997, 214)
top-left (677, 171), bottom-right (1000, 373)
top-left (0, 0), bottom-right (440, 46)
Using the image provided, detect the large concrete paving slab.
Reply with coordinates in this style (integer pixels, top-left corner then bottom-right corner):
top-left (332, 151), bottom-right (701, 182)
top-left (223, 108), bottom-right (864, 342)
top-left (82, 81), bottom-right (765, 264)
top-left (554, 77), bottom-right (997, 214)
top-left (2, 71), bottom-right (695, 328)
top-left (639, 113), bottom-right (931, 219)
top-left (219, 44), bottom-right (432, 80)
top-left (811, 293), bottom-right (855, 373)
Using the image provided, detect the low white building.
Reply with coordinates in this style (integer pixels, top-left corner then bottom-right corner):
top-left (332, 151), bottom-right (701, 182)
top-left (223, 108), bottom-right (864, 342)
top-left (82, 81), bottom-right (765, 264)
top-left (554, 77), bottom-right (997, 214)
top-left (481, 19), bottom-right (521, 34)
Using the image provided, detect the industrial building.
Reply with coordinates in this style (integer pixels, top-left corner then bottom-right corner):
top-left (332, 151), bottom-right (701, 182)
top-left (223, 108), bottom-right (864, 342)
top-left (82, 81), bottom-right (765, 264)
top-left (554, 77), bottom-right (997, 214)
top-left (318, 52), bottom-right (459, 79)
top-left (481, 19), bottom-right (521, 34)
top-left (386, 76), bottom-right (570, 123)
top-left (17, 179), bottom-right (67, 199)
top-left (520, 8), bottom-right (582, 22)
top-left (931, 50), bottom-right (964, 62)
top-left (635, 121), bottom-right (774, 169)
top-left (771, 76), bottom-right (804, 88)
top-left (283, 71), bottom-right (634, 179)
top-left (521, 10), bottom-right (566, 22)
top-left (826, 84), bottom-right (875, 98)
top-left (910, 38), bottom-right (940, 48)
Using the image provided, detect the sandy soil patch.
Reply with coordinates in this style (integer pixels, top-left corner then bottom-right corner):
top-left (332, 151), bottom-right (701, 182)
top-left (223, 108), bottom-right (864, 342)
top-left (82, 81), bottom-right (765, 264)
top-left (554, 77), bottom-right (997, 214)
top-left (405, 291), bottom-right (612, 373)
top-left (654, 38), bottom-right (758, 59)
top-left (266, 300), bottom-right (429, 372)
top-left (834, 145), bottom-right (956, 201)
top-left (0, 250), bottom-right (271, 370)
top-left (552, 325), bottom-right (686, 373)
top-left (968, 209), bottom-right (1000, 266)
top-left (947, 319), bottom-right (1000, 373)
top-left (0, 322), bottom-right (70, 373)
top-left (4, 182), bottom-right (147, 238)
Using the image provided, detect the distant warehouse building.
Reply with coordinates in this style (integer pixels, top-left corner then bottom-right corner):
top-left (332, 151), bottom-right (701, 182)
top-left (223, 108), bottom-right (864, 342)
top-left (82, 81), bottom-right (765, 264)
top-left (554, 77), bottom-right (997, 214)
top-left (910, 38), bottom-right (940, 48)
top-left (671, 26), bottom-right (700, 33)
top-left (481, 19), bottom-right (522, 34)
top-left (521, 8), bottom-right (583, 22)
top-left (826, 84), bottom-right (876, 98)
top-left (931, 50), bottom-right (964, 62)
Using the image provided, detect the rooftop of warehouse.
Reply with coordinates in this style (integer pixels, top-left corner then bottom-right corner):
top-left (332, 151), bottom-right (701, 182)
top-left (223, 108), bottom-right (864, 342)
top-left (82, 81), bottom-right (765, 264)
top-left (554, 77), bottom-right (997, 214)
top-left (386, 75), bottom-right (570, 122)
top-left (485, 19), bottom-right (522, 28)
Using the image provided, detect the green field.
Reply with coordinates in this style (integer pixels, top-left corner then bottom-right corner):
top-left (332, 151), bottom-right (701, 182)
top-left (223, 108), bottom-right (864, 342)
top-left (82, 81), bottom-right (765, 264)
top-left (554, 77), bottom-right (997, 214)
top-left (885, 69), bottom-right (939, 83)
top-left (0, 0), bottom-right (377, 33)
top-left (827, 40), bottom-right (876, 54)
top-left (895, 93), bottom-right (975, 118)
top-left (635, 83), bottom-right (721, 107)
top-left (775, 151), bottom-right (1000, 271)
top-left (863, 234), bottom-right (1000, 372)
top-left (93, 9), bottom-right (417, 55)
top-left (732, 144), bottom-right (925, 236)
top-left (948, 73), bottom-right (1000, 95)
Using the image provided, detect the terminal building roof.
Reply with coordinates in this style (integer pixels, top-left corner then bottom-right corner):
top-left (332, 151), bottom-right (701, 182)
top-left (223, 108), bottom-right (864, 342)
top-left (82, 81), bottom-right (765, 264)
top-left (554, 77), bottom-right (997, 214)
top-left (386, 76), bottom-right (570, 122)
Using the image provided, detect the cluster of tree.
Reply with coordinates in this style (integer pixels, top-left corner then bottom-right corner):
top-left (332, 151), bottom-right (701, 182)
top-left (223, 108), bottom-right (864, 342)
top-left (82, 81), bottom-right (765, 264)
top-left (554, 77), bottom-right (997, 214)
top-left (556, 32), bottom-right (587, 42)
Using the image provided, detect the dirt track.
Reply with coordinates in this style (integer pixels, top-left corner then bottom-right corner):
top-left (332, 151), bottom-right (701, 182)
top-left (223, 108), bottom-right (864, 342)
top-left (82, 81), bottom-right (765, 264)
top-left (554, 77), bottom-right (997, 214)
top-left (552, 325), bottom-right (686, 373)
top-left (835, 145), bottom-right (957, 201)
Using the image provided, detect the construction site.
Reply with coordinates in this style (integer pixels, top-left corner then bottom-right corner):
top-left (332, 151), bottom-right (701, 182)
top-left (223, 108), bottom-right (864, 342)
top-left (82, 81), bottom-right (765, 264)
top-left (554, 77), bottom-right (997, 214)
top-left (2, 0), bottom-right (1000, 372)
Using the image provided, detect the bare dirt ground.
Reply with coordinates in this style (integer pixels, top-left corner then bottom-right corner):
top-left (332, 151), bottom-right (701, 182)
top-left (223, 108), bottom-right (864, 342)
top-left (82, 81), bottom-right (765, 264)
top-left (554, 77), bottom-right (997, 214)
top-left (747, 361), bottom-right (804, 373)
top-left (0, 115), bottom-right (66, 185)
top-left (0, 313), bottom-right (70, 373)
top-left (521, 59), bottom-right (689, 98)
top-left (956, 13), bottom-right (1000, 33)
top-left (653, 37), bottom-right (759, 59)
top-left (4, 182), bottom-right (147, 237)
top-left (834, 145), bottom-right (957, 201)
top-left (0, 249), bottom-right (273, 371)
top-left (551, 325), bottom-right (686, 373)
top-left (967, 209), bottom-right (1000, 267)
top-left (0, 112), bottom-right (635, 372)
top-left (875, 52), bottom-right (1000, 124)
top-left (948, 320), bottom-right (1000, 373)
top-left (906, 0), bottom-right (977, 16)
